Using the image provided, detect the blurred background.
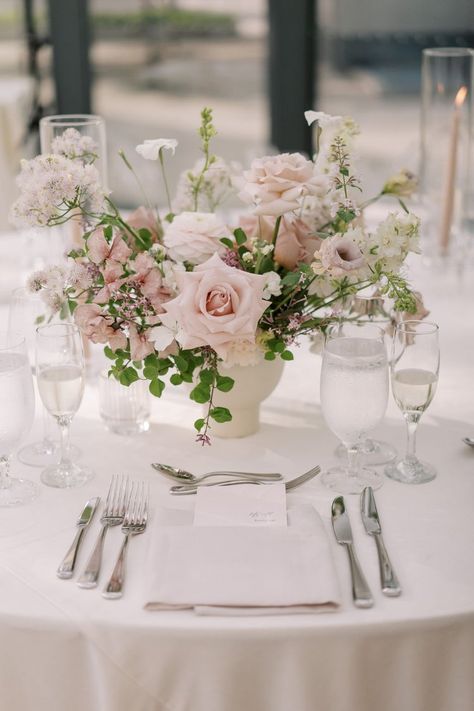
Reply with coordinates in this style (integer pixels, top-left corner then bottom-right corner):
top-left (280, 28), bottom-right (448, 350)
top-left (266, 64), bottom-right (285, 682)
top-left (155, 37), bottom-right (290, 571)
top-left (0, 0), bottom-right (472, 223)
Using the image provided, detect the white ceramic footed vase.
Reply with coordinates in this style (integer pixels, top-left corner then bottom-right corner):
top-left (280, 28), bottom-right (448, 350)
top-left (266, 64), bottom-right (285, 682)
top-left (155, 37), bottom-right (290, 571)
top-left (209, 357), bottom-right (285, 438)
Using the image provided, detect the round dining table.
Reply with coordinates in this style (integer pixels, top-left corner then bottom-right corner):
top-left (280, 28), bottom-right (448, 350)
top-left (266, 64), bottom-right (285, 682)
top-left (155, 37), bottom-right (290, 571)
top-left (0, 253), bottom-right (473, 711)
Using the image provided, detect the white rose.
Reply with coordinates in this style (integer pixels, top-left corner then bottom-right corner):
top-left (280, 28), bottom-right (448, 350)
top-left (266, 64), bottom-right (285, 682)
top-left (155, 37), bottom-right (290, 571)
top-left (163, 212), bottom-right (230, 265)
top-left (136, 139), bottom-right (178, 160)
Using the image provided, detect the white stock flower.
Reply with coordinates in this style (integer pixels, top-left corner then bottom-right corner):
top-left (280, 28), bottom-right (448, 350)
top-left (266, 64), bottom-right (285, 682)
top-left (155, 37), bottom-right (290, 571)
top-left (263, 271), bottom-right (282, 299)
top-left (163, 212), bottom-right (229, 265)
top-left (135, 139), bottom-right (178, 160)
top-left (363, 213), bottom-right (420, 272)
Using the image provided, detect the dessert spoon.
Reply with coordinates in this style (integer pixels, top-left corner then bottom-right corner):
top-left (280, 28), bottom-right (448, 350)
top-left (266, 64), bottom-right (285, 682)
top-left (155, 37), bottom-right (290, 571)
top-left (152, 463), bottom-right (282, 484)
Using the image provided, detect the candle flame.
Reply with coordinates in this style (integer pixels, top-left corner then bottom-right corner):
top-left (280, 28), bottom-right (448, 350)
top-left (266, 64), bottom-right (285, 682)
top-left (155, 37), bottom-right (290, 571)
top-left (455, 86), bottom-right (468, 107)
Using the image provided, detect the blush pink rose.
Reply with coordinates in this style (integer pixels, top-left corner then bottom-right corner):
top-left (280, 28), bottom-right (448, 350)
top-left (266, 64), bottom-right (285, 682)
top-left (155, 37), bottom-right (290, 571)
top-left (318, 234), bottom-right (366, 275)
top-left (74, 303), bottom-right (127, 351)
top-left (87, 228), bottom-right (132, 265)
top-left (159, 253), bottom-right (269, 360)
top-left (126, 206), bottom-right (161, 242)
top-left (240, 214), bottom-right (322, 270)
top-left (239, 153), bottom-right (328, 216)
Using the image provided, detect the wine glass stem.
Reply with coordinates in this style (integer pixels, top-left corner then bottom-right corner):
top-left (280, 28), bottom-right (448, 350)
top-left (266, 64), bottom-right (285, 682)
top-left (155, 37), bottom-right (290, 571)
top-left (57, 416), bottom-right (73, 470)
top-left (404, 412), bottom-right (420, 460)
top-left (0, 455), bottom-right (11, 489)
top-left (347, 444), bottom-right (360, 479)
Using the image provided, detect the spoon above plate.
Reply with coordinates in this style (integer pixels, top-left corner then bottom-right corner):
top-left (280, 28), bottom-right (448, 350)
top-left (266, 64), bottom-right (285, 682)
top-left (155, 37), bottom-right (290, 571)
top-left (151, 463), bottom-right (283, 485)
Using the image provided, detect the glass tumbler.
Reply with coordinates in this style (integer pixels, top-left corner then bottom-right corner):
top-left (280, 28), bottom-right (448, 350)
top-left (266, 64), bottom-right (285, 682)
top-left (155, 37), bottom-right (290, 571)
top-left (99, 372), bottom-right (150, 436)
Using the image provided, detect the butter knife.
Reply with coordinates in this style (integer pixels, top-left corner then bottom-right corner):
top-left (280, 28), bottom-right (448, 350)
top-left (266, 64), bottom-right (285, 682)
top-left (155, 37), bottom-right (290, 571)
top-left (57, 498), bottom-right (100, 579)
top-left (331, 496), bottom-right (373, 608)
top-left (361, 487), bottom-right (401, 597)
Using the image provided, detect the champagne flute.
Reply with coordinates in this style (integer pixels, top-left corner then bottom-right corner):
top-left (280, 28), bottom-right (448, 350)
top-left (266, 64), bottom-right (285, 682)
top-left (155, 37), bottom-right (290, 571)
top-left (385, 321), bottom-right (439, 484)
top-left (0, 332), bottom-right (38, 507)
top-left (320, 323), bottom-right (389, 494)
top-left (36, 324), bottom-right (92, 488)
top-left (8, 287), bottom-right (80, 467)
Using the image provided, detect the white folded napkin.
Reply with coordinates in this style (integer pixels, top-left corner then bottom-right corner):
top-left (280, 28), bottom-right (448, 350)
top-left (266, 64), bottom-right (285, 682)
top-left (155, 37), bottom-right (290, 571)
top-left (144, 505), bottom-right (341, 615)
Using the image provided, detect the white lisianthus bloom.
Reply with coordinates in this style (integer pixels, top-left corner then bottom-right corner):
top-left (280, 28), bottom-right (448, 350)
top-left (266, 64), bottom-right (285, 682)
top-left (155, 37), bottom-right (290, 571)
top-left (135, 139), bottom-right (178, 160)
top-left (163, 212), bottom-right (229, 265)
top-left (263, 271), bottom-right (282, 299)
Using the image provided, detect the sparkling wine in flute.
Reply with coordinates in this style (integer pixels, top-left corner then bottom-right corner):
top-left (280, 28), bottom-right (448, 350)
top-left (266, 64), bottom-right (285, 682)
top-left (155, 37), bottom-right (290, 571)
top-left (392, 368), bottom-right (438, 414)
top-left (37, 365), bottom-right (85, 419)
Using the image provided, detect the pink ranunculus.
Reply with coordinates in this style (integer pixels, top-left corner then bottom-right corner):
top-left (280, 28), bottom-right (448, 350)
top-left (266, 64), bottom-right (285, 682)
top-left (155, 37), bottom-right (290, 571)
top-left (87, 227), bottom-right (132, 265)
top-left (74, 303), bottom-right (127, 351)
top-left (319, 234), bottom-right (366, 274)
top-left (128, 324), bottom-right (154, 361)
top-left (159, 253), bottom-right (269, 361)
top-left (126, 206), bottom-right (161, 242)
top-left (239, 153), bottom-right (327, 217)
top-left (163, 212), bottom-right (230, 265)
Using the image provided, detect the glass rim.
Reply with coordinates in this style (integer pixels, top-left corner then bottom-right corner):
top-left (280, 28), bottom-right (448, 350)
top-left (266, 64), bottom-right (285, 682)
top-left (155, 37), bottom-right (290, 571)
top-left (394, 320), bottom-right (439, 335)
top-left (36, 323), bottom-right (80, 338)
top-left (422, 47), bottom-right (474, 58)
top-left (39, 114), bottom-right (104, 128)
top-left (0, 331), bottom-right (26, 351)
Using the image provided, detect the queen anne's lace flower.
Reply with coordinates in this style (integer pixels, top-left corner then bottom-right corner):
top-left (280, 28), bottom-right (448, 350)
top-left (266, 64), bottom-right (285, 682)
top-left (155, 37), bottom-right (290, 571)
top-left (10, 155), bottom-right (105, 227)
top-left (51, 128), bottom-right (99, 163)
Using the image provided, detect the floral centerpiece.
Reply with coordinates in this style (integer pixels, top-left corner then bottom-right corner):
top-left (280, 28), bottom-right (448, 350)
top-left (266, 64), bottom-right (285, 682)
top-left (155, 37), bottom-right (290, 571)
top-left (11, 109), bottom-right (419, 443)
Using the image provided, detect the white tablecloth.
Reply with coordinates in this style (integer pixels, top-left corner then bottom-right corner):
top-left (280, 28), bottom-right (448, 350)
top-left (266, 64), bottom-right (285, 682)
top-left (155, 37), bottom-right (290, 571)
top-left (0, 258), bottom-right (473, 711)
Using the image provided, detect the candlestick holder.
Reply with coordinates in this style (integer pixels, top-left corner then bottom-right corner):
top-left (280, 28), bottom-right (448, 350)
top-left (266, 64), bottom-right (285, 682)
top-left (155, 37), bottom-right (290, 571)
top-left (420, 48), bottom-right (473, 266)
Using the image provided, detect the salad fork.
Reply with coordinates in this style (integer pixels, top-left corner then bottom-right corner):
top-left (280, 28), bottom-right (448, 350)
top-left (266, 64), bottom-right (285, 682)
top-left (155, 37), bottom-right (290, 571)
top-left (77, 475), bottom-right (129, 589)
top-left (103, 481), bottom-right (149, 599)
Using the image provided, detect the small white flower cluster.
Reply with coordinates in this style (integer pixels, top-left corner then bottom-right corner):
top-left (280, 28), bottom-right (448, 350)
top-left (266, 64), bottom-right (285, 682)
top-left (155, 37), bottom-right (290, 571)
top-left (173, 156), bottom-right (236, 212)
top-left (10, 154), bottom-right (105, 228)
top-left (220, 338), bottom-right (265, 368)
top-left (51, 128), bottom-right (98, 163)
top-left (27, 263), bottom-right (93, 313)
top-left (262, 271), bottom-right (282, 299)
top-left (362, 212), bottom-right (420, 272)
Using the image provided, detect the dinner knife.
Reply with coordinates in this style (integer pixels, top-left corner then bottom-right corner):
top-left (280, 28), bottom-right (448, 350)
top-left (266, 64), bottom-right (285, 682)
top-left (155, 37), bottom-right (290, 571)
top-left (331, 496), bottom-right (374, 608)
top-left (361, 487), bottom-right (401, 597)
top-left (57, 498), bottom-right (100, 579)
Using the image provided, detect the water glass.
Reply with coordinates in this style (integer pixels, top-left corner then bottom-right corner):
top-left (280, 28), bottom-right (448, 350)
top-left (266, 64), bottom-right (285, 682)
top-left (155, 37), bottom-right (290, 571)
top-left (36, 323), bottom-right (92, 488)
top-left (385, 321), bottom-right (439, 484)
top-left (0, 333), bottom-right (38, 506)
top-left (321, 323), bottom-right (389, 494)
top-left (99, 371), bottom-right (150, 436)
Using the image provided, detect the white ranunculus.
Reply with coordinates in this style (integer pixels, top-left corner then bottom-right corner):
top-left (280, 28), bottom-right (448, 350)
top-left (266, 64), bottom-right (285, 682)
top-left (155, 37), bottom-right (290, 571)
top-left (135, 139), bottom-right (178, 161)
top-left (163, 212), bottom-right (230, 265)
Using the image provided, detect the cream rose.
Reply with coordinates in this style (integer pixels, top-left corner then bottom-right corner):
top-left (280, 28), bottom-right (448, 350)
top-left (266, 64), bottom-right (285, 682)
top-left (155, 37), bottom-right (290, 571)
top-left (163, 212), bottom-right (229, 265)
top-left (159, 253), bottom-right (269, 360)
top-left (239, 153), bottom-right (327, 216)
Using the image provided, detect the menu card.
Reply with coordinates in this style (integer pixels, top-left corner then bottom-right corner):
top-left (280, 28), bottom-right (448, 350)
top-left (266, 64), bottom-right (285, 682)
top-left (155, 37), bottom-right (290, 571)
top-left (193, 482), bottom-right (287, 527)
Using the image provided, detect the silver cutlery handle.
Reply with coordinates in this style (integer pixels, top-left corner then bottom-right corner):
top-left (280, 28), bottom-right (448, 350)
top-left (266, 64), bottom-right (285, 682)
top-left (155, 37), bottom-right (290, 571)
top-left (57, 528), bottom-right (85, 579)
top-left (346, 543), bottom-right (374, 608)
top-left (77, 525), bottom-right (107, 588)
top-left (102, 535), bottom-right (130, 599)
top-left (171, 479), bottom-right (262, 495)
top-left (374, 533), bottom-right (401, 596)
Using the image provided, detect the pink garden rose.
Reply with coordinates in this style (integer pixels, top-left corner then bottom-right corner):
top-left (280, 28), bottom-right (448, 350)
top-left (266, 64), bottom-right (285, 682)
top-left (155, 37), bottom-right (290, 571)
top-left (87, 228), bottom-right (132, 265)
top-left (159, 253), bottom-right (269, 360)
top-left (74, 303), bottom-right (126, 351)
top-left (163, 212), bottom-right (229, 265)
top-left (318, 234), bottom-right (366, 275)
top-left (239, 153), bottom-right (328, 217)
top-left (240, 214), bottom-right (322, 270)
top-left (126, 206), bottom-right (161, 242)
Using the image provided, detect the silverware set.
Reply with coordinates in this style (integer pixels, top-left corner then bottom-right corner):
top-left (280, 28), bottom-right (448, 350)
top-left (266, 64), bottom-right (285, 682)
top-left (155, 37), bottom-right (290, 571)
top-left (57, 475), bottom-right (148, 599)
top-left (152, 462), bottom-right (321, 494)
top-left (331, 486), bottom-right (401, 608)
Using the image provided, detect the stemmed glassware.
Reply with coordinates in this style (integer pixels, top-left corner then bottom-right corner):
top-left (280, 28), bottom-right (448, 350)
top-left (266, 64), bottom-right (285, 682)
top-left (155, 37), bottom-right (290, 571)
top-left (36, 323), bottom-right (92, 488)
top-left (320, 323), bottom-right (389, 494)
top-left (8, 286), bottom-right (80, 467)
top-left (385, 321), bottom-right (439, 484)
top-left (0, 332), bottom-right (38, 507)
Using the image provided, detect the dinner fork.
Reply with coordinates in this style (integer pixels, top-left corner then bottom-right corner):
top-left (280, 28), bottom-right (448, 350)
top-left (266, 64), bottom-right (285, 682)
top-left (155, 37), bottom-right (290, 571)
top-left (77, 475), bottom-right (129, 589)
top-left (102, 481), bottom-right (148, 599)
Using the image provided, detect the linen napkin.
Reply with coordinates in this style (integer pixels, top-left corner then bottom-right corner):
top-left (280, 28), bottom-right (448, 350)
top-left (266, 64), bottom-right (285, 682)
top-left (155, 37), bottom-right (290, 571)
top-left (144, 505), bottom-right (341, 615)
